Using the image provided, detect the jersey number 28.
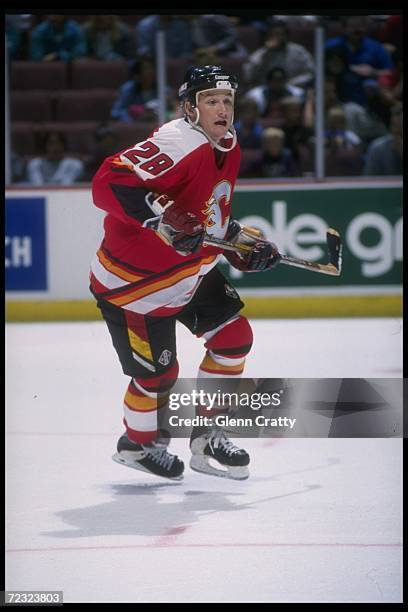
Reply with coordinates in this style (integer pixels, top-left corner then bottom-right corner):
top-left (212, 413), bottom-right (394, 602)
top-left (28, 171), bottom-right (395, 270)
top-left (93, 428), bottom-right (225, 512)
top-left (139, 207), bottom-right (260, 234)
top-left (122, 141), bottom-right (174, 176)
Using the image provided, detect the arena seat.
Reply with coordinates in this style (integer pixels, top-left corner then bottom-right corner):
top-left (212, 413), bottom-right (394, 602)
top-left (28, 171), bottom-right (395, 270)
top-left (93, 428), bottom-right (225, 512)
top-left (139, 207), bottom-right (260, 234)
top-left (287, 24), bottom-right (315, 54)
top-left (166, 58), bottom-right (191, 89)
top-left (11, 122), bottom-right (37, 155)
top-left (36, 121), bottom-right (99, 154)
top-left (216, 57), bottom-right (244, 85)
top-left (325, 149), bottom-right (364, 176)
top-left (239, 148), bottom-right (263, 178)
top-left (237, 26), bottom-right (261, 53)
top-left (110, 121), bottom-right (159, 150)
top-left (10, 61), bottom-right (69, 90)
top-left (71, 59), bottom-right (129, 89)
top-left (54, 89), bottom-right (118, 122)
top-left (10, 91), bottom-right (53, 122)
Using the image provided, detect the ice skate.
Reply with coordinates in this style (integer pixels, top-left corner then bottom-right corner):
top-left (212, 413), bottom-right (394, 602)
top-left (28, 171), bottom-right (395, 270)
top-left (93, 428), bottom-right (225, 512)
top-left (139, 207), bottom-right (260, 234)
top-left (112, 433), bottom-right (184, 480)
top-left (189, 427), bottom-right (250, 480)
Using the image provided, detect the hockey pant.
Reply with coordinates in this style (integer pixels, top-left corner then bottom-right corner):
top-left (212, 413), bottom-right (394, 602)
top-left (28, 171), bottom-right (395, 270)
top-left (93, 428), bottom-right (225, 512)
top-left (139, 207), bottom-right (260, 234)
top-left (94, 267), bottom-right (253, 443)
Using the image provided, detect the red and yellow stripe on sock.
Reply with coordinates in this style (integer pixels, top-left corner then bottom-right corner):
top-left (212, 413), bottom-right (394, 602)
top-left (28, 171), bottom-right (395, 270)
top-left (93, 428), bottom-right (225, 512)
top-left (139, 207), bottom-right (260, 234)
top-left (198, 351), bottom-right (246, 378)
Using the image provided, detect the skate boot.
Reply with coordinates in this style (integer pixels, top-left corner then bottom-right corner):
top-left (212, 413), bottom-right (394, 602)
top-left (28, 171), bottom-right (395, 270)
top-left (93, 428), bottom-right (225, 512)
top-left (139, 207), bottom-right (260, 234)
top-left (112, 432), bottom-right (184, 480)
top-left (189, 427), bottom-right (250, 480)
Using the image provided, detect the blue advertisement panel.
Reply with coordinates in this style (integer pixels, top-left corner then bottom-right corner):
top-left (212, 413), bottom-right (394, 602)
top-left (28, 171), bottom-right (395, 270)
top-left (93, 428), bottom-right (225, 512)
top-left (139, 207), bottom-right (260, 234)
top-left (5, 197), bottom-right (47, 291)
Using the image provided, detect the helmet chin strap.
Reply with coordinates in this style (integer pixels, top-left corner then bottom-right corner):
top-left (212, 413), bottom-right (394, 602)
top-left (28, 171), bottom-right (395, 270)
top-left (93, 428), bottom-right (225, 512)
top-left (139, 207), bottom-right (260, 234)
top-left (186, 105), bottom-right (237, 153)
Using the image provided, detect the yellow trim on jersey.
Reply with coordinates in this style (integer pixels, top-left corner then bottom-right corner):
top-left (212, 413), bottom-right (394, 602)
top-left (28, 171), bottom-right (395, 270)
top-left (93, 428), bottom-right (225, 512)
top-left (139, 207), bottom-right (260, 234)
top-left (110, 256), bottom-right (217, 307)
top-left (97, 249), bottom-right (144, 283)
top-left (128, 330), bottom-right (153, 361)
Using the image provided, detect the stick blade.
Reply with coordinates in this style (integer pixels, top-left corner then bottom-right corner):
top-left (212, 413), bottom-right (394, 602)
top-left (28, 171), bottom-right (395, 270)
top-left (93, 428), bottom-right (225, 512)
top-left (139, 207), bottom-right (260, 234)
top-left (326, 228), bottom-right (342, 274)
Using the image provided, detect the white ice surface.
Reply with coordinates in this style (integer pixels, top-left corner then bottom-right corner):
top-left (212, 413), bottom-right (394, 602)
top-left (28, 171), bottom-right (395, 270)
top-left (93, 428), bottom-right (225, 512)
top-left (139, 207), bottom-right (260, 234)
top-left (5, 319), bottom-right (403, 602)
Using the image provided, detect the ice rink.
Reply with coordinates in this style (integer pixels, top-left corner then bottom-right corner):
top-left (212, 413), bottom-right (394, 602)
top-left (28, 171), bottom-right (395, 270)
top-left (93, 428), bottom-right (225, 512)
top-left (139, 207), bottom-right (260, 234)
top-left (5, 317), bottom-right (403, 602)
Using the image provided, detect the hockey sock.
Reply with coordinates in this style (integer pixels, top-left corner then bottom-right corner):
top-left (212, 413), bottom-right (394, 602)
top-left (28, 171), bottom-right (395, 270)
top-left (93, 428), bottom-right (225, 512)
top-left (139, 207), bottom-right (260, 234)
top-left (123, 361), bottom-right (179, 444)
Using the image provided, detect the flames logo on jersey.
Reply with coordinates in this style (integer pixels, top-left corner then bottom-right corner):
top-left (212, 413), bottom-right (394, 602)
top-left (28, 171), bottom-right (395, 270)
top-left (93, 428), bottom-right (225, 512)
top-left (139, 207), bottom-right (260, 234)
top-left (202, 180), bottom-right (232, 239)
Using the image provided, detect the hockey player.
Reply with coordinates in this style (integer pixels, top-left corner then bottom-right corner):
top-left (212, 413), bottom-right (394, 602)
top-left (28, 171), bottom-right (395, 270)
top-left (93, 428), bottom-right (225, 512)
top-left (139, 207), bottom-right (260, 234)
top-left (90, 65), bottom-right (281, 481)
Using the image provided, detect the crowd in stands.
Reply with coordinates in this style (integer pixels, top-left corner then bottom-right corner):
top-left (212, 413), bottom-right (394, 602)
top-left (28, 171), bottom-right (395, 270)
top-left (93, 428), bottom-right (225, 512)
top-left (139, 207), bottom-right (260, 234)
top-left (6, 13), bottom-right (403, 185)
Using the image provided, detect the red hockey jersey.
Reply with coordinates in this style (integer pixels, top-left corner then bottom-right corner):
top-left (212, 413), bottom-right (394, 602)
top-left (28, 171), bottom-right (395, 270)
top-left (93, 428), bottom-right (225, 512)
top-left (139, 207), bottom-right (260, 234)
top-left (90, 118), bottom-right (241, 316)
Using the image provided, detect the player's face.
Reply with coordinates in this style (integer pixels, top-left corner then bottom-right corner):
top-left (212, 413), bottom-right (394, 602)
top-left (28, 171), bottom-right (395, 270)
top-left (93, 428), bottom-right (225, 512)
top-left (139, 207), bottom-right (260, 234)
top-left (196, 90), bottom-right (234, 142)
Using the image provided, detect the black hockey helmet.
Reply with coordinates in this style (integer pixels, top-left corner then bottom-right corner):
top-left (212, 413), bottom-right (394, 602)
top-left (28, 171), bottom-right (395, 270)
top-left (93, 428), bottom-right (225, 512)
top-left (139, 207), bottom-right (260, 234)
top-left (178, 65), bottom-right (238, 107)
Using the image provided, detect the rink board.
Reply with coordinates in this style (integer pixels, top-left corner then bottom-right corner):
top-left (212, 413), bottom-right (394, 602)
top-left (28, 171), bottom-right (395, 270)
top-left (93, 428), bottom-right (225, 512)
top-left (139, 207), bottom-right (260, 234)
top-left (5, 180), bottom-right (402, 320)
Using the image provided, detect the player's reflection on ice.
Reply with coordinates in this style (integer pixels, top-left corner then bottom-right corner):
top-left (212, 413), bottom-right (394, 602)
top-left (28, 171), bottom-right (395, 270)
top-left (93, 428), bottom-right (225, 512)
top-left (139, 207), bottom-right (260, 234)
top-left (43, 483), bottom-right (252, 539)
top-left (43, 469), bottom-right (325, 542)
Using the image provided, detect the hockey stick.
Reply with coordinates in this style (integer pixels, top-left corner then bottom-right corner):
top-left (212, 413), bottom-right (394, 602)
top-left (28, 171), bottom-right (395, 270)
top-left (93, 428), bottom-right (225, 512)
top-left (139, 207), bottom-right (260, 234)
top-left (146, 194), bottom-right (342, 277)
top-left (203, 228), bottom-right (343, 277)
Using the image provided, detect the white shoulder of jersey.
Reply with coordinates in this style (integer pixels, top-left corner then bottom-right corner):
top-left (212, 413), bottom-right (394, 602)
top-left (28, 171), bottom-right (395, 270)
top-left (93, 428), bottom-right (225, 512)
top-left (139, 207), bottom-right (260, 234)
top-left (120, 118), bottom-right (208, 181)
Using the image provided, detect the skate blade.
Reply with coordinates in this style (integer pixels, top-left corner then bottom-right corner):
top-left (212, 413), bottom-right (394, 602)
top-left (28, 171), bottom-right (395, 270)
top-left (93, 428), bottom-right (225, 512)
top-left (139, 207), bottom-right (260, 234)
top-left (189, 456), bottom-right (249, 480)
top-left (112, 453), bottom-right (184, 481)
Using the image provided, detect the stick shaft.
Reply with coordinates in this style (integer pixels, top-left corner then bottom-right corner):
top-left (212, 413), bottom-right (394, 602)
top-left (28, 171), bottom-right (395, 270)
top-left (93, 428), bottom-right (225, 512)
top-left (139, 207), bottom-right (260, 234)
top-left (203, 234), bottom-right (341, 277)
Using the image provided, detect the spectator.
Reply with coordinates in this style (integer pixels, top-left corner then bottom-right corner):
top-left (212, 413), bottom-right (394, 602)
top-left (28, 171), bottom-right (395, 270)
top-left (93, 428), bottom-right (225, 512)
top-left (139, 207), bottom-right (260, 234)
top-left (136, 15), bottom-right (193, 59)
top-left (235, 98), bottom-right (264, 149)
top-left (6, 14), bottom-right (33, 60)
top-left (243, 17), bottom-right (314, 89)
top-left (83, 15), bottom-right (130, 61)
top-left (325, 15), bottom-right (394, 107)
top-left (362, 79), bottom-right (394, 129)
top-left (6, 16), bottom-right (22, 60)
top-left (245, 66), bottom-right (304, 118)
top-left (111, 56), bottom-right (158, 124)
top-left (29, 14), bottom-right (86, 62)
top-left (363, 104), bottom-right (403, 175)
top-left (193, 46), bottom-right (219, 68)
top-left (325, 44), bottom-right (362, 104)
top-left (325, 107), bottom-right (362, 151)
top-left (280, 96), bottom-right (313, 165)
top-left (260, 127), bottom-right (299, 177)
top-left (10, 151), bottom-right (26, 184)
top-left (323, 106), bottom-right (363, 176)
top-left (190, 14), bottom-right (248, 59)
top-left (378, 14), bottom-right (402, 62)
top-left (303, 78), bottom-right (388, 148)
top-left (26, 130), bottom-right (84, 185)
top-left (84, 124), bottom-right (120, 181)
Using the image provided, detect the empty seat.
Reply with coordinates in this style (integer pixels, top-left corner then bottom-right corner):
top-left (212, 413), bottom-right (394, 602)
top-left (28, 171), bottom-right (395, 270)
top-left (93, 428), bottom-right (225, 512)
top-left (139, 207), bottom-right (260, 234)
top-left (54, 89), bottom-right (118, 122)
top-left (166, 58), bottom-right (191, 89)
top-left (10, 91), bottom-right (53, 122)
top-left (10, 61), bottom-right (69, 90)
top-left (71, 59), bottom-right (129, 89)
top-left (10, 122), bottom-right (37, 155)
top-left (325, 149), bottom-right (364, 177)
top-left (36, 121), bottom-right (99, 155)
top-left (110, 121), bottom-right (158, 150)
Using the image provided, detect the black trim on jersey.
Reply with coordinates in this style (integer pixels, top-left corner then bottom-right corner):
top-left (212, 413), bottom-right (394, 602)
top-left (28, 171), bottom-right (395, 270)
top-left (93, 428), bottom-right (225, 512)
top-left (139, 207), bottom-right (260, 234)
top-left (214, 149), bottom-right (226, 169)
top-left (109, 184), bottom-right (156, 223)
top-left (101, 243), bottom-right (154, 275)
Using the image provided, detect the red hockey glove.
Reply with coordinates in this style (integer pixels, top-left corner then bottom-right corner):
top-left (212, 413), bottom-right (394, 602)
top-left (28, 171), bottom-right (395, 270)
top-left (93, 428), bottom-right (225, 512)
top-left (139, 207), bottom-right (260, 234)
top-left (158, 206), bottom-right (205, 255)
top-left (225, 218), bottom-right (242, 242)
top-left (225, 240), bottom-right (281, 272)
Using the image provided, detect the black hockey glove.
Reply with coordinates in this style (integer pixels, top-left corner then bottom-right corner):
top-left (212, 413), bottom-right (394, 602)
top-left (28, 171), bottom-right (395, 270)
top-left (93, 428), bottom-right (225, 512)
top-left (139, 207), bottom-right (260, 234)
top-left (225, 240), bottom-right (281, 272)
top-left (157, 206), bottom-right (205, 255)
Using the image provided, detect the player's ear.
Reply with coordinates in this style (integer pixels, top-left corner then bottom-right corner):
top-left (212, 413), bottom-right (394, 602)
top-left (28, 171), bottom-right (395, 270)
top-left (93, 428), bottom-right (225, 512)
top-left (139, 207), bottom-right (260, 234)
top-left (185, 100), bottom-right (197, 121)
